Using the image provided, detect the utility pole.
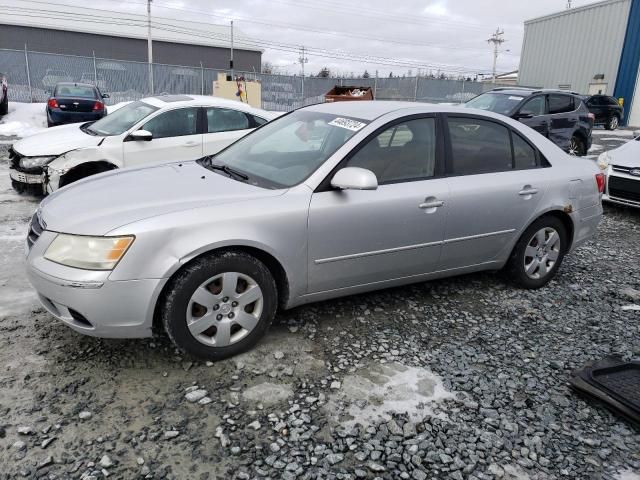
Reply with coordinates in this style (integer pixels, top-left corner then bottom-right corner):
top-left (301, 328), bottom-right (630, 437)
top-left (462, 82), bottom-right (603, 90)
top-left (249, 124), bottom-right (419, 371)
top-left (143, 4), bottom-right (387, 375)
top-left (566, 0), bottom-right (572, 8)
top-left (230, 20), bottom-right (234, 80)
top-left (487, 28), bottom-right (505, 84)
top-left (147, 0), bottom-right (154, 94)
top-left (298, 46), bottom-right (308, 105)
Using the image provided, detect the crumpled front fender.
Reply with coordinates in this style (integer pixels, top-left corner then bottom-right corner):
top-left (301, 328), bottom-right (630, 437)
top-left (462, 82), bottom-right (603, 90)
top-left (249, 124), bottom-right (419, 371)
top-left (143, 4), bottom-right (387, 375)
top-left (45, 147), bottom-right (122, 193)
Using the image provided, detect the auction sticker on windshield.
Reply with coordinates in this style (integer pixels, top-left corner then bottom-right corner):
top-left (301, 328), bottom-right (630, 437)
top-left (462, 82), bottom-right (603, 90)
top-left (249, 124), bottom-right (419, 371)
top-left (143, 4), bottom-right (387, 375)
top-left (508, 96), bottom-right (524, 101)
top-left (328, 117), bottom-right (367, 132)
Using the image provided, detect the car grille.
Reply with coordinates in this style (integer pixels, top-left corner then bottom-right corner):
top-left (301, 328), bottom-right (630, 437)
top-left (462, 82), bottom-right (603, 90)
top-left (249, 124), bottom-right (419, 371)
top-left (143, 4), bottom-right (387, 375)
top-left (611, 165), bottom-right (635, 174)
top-left (27, 212), bottom-right (45, 250)
top-left (608, 176), bottom-right (640, 204)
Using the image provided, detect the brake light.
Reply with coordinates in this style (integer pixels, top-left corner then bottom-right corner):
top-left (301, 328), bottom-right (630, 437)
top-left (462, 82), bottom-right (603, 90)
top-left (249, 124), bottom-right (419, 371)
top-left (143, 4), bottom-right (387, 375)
top-left (47, 98), bottom-right (59, 109)
top-left (93, 101), bottom-right (104, 111)
top-left (595, 173), bottom-right (605, 193)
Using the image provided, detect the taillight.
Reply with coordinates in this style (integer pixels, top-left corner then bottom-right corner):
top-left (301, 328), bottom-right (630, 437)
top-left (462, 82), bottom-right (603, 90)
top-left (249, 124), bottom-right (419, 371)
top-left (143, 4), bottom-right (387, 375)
top-left (588, 112), bottom-right (595, 122)
top-left (47, 98), bottom-right (59, 109)
top-left (93, 101), bottom-right (104, 111)
top-left (595, 173), bottom-right (605, 193)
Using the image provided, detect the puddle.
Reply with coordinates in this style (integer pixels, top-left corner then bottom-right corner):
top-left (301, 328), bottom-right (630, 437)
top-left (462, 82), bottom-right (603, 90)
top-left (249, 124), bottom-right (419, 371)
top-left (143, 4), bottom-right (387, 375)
top-left (326, 362), bottom-right (454, 426)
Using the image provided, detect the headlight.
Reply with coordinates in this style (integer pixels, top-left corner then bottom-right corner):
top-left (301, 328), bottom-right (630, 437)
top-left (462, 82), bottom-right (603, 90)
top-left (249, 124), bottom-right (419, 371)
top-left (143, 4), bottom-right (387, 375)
top-left (44, 234), bottom-right (134, 270)
top-left (19, 156), bottom-right (56, 169)
top-left (597, 152), bottom-right (610, 171)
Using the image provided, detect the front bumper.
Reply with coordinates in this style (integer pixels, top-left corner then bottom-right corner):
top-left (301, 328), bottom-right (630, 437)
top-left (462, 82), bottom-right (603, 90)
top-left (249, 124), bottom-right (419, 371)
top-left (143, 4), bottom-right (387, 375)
top-left (10, 169), bottom-right (46, 195)
top-left (26, 230), bottom-right (166, 338)
top-left (603, 169), bottom-right (640, 209)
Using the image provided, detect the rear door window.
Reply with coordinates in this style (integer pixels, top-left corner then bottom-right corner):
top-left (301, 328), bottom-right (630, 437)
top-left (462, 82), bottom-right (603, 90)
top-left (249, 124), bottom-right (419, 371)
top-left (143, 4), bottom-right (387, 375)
top-left (548, 95), bottom-right (575, 114)
top-left (447, 117), bottom-right (513, 175)
top-left (206, 108), bottom-right (250, 133)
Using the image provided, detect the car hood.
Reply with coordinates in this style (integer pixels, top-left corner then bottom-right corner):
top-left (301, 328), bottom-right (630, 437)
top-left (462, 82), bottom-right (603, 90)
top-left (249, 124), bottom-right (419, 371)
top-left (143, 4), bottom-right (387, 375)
top-left (40, 161), bottom-right (285, 235)
top-left (607, 138), bottom-right (640, 168)
top-left (13, 123), bottom-right (103, 157)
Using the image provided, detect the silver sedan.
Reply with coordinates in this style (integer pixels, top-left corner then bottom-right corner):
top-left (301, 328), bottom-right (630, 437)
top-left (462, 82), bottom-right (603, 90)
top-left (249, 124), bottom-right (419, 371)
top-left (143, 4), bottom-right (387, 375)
top-left (25, 102), bottom-right (604, 359)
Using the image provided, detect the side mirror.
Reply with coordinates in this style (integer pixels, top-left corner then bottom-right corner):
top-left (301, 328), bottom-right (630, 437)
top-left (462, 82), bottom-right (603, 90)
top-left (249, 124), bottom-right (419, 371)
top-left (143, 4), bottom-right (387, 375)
top-left (515, 112), bottom-right (534, 120)
top-left (331, 167), bottom-right (378, 191)
top-left (127, 130), bottom-right (153, 142)
top-left (102, 93), bottom-right (110, 99)
top-left (634, 130), bottom-right (640, 139)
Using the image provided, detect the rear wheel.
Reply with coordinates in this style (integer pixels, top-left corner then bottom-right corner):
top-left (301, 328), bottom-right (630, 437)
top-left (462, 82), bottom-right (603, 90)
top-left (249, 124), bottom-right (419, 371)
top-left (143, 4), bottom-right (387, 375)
top-left (568, 135), bottom-right (586, 156)
top-left (605, 115), bottom-right (619, 131)
top-left (506, 216), bottom-right (568, 289)
top-left (161, 251), bottom-right (278, 360)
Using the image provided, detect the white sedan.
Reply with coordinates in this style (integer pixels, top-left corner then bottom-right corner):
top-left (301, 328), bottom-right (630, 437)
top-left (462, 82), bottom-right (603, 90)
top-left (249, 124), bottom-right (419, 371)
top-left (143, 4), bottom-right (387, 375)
top-left (598, 130), bottom-right (640, 208)
top-left (9, 95), bottom-right (278, 194)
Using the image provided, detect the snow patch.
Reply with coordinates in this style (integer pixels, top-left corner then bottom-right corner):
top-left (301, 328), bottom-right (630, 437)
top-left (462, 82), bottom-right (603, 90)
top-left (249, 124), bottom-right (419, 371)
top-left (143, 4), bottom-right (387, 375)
top-left (327, 362), bottom-right (454, 427)
top-left (592, 129), bottom-right (634, 137)
top-left (0, 101), bottom-right (131, 139)
top-left (614, 471), bottom-right (640, 480)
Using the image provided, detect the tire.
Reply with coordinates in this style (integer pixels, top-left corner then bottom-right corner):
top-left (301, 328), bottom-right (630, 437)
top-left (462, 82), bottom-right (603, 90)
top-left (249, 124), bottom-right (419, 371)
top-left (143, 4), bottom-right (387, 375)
top-left (506, 216), bottom-right (568, 289)
top-left (568, 135), bottom-right (586, 156)
top-left (161, 251), bottom-right (278, 360)
top-left (605, 115), bottom-right (620, 131)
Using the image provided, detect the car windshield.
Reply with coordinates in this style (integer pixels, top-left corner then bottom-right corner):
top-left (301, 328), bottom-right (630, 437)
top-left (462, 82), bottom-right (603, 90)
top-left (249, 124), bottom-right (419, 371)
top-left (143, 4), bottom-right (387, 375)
top-left (86, 101), bottom-right (158, 136)
top-left (466, 92), bottom-right (525, 115)
top-left (54, 85), bottom-right (96, 98)
top-left (203, 110), bottom-right (369, 188)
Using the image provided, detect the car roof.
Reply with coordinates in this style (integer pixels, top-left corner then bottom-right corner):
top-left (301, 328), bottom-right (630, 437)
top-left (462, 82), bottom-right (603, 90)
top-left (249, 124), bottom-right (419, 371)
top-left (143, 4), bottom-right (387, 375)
top-left (301, 100), bottom-right (528, 123)
top-left (54, 82), bottom-right (97, 88)
top-left (139, 94), bottom-right (275, 117)
top-left (488, 87), bottom-right (582, 97)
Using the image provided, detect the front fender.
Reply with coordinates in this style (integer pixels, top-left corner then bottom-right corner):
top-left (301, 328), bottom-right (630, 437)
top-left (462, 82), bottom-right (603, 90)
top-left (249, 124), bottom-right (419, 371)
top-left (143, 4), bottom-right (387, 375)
top-left (46, 147), bottom-right (122, 191)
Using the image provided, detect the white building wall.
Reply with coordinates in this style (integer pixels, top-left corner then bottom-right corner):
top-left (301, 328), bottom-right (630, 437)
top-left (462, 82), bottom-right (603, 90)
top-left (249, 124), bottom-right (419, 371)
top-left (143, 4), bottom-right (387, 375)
top-left (519, 0), bottom-right (631, 94)
top-left (628, 66), bottom-right (640, 127)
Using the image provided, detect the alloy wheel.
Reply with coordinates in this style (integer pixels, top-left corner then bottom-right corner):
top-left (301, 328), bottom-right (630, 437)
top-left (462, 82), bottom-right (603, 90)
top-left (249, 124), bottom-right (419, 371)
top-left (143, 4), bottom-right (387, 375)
top-left (568, 137), bottom-right (580, 156)
top-left (186, 272), bottom-right (263, 347)
top-left (610, 116), bottom-right (619, 130)
top-left (523, 227), bottom-right (561, 280)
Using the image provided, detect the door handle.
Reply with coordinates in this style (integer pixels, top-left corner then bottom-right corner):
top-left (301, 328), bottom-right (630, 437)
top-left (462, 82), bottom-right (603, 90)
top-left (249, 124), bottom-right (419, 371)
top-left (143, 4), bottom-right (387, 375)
top-left (183, 141), bottom-right (199, 147)
top-left (419, 200), bottom-right (445, 209)
top-left (519, 187), bottom-right (539, 196)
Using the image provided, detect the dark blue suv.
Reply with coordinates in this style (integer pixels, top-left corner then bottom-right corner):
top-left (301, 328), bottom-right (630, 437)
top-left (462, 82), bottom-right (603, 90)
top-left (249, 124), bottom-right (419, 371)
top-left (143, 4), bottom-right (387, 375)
top-left (466, 88), bottom-right (593, 156)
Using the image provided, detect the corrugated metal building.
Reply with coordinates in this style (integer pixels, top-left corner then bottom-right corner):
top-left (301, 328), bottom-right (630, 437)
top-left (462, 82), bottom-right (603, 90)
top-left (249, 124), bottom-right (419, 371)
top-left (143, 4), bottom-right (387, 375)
top-left (519, 0), bottom-right (640, 126)
top-left (0, 0), bottom-right (262, 71)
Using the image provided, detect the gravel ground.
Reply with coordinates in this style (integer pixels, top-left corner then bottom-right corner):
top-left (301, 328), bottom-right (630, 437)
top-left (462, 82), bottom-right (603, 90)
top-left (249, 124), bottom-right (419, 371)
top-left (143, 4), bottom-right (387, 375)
top-left (0, 132), bottom-right (639, 480)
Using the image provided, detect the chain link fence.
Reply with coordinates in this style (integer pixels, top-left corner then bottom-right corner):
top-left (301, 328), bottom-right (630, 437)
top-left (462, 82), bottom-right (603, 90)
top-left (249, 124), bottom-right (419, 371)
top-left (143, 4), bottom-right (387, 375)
top-left (1, 48), bottom-right (516, 111)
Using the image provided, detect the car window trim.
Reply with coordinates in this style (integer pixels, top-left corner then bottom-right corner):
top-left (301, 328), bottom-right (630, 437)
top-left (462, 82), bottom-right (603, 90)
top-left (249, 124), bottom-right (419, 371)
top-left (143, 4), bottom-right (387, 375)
top-left (442, 113), bottom-right (547, 178)
top-left (314, 113), bottom-right (445, 193)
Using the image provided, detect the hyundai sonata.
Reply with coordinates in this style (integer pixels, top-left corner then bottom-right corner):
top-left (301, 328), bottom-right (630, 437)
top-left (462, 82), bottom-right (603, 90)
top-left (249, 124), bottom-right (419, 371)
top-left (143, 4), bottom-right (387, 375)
top-left (25, 102), bottom-right (603, 359)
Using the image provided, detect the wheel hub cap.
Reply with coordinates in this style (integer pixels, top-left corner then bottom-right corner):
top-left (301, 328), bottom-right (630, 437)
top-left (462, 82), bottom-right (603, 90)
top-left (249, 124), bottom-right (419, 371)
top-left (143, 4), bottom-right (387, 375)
top-left (186, 272), bottom-right (263, 347)
top-left (523, 227), bottom-right (561, 280)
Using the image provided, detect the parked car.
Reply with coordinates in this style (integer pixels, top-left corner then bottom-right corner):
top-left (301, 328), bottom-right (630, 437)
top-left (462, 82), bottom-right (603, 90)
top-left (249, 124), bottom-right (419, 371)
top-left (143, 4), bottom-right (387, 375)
top-left (41, 68), bottom-right (73, 90)
top-left (46, 82), bottom-right (108, 127)
top-left (9, 94), bottom-right (277, 194)
top-left (0, 71), bottom-right (7, 116)
top-left (25, 102), bottom-right (603, 360)
top-left (465, 88), bottom-right (594, 156)
top-left (598, 131), bottom-right (640, 208)
top-left (582, 94), bottom-right (624, 130)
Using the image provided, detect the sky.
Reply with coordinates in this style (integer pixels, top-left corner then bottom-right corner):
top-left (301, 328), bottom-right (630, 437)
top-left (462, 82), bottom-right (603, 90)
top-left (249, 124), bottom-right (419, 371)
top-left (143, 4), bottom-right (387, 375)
top-left (78, 0), bottom-right (601, 77)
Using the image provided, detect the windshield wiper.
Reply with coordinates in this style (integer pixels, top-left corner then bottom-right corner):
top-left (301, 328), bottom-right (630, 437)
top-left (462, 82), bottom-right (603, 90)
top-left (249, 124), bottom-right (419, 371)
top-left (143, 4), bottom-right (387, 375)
top-left (207, 162), bottom-right (249, 181)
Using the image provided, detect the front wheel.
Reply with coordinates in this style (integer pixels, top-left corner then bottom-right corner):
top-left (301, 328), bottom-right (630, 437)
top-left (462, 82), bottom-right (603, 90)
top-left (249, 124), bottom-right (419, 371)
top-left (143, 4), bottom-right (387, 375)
top-left (161, 251), bottom-right (278, 360)
top-left (506, 216), bottom-right (568, 289)
top-left (568, 135), bottom-right (586, 156)
top-left (605, 115), bottom-right (619, 131)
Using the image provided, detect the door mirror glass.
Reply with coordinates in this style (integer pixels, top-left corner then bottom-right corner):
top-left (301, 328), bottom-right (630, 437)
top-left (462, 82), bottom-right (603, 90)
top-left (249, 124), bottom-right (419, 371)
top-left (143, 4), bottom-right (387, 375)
top-left (331, 167), bottom-right (378, 190)
top-left (128, 129), bottom-right (153, 141)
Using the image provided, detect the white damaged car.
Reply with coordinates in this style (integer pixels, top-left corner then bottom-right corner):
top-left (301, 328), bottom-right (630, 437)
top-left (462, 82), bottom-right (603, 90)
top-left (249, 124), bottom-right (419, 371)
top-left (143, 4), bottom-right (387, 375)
top-left (9, 94), bottom-right (277, 194)
top-left (598, 130), bottom-right (640, 208)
